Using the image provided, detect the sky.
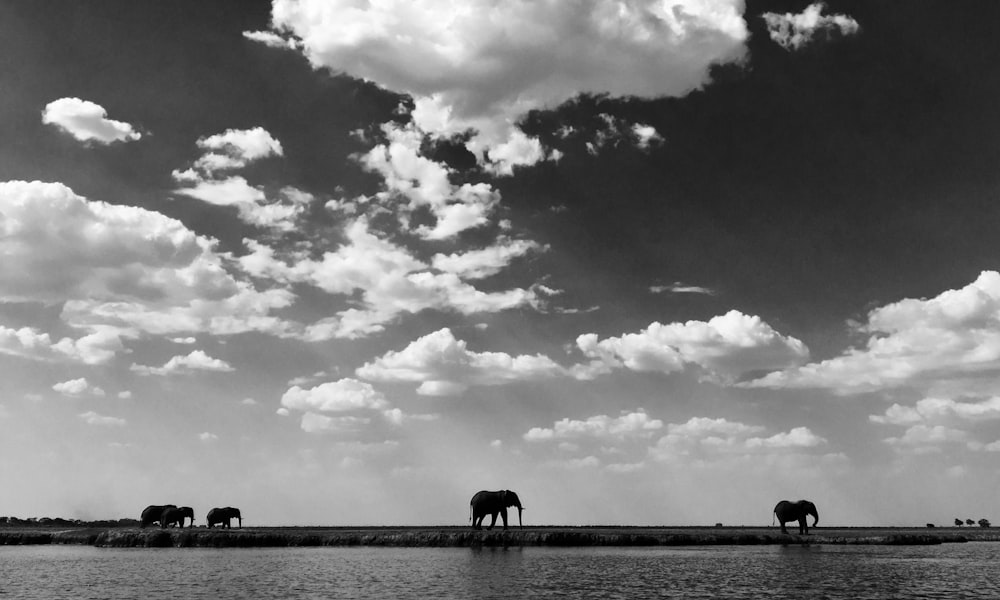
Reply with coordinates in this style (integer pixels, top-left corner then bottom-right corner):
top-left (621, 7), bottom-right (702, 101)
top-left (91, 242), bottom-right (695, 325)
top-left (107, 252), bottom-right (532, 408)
top-left (2, 0), bottom-right (999, 527)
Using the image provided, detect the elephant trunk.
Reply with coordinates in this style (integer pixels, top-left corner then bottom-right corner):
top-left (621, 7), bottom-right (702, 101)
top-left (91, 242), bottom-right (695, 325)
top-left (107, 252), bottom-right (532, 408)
top-left (810, 509), bottom-right (819, 527)
top-left (518, 505), bottom-right (523, 528)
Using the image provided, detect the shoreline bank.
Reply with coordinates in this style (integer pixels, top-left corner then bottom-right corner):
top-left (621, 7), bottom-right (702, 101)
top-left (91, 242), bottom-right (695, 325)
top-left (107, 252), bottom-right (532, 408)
top-left (2, 526), bottom-right (999, 548)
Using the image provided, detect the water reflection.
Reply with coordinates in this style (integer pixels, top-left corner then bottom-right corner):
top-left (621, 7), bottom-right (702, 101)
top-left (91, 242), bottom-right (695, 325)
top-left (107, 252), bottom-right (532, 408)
top-left (1, 543), bottom-right (998, 599)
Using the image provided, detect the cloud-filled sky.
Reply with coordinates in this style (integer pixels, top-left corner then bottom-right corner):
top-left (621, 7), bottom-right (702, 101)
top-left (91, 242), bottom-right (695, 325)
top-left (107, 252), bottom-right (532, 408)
top-left (2, 0), bottom-right (1000, 527)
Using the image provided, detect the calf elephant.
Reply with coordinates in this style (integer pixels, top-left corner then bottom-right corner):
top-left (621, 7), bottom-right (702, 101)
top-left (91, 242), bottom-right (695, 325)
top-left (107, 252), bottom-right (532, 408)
top-left (140, 504), bottom-right (177, 528)
top-left (161, 506), bottom-right (195, 528)
top-left (206, 506), bottom-right (242, 529)
top-left (773, 499), bottom-right (819, 535)
top-left (470, 490), bottom-right (523, 530)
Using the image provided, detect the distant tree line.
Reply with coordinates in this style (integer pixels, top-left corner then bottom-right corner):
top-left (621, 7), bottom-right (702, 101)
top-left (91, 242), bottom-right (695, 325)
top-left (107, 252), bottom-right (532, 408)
top-left (0, 516), bottom-right (140, 528)
top-left (953, 518), bottom-right (991, 528)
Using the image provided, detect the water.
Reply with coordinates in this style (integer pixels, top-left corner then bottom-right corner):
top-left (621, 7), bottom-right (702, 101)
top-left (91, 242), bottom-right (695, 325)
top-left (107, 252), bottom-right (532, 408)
top-left (1, 543), bottom-right (998, 599)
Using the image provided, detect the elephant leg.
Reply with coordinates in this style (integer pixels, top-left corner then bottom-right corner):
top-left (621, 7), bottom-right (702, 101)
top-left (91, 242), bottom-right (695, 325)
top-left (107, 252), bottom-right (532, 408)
top-left (780, 522), bottom-right (789, 534)
top-left (487, 511), bottom-right (499, 530)
top-left (500, 508), bottom-right (509, 531)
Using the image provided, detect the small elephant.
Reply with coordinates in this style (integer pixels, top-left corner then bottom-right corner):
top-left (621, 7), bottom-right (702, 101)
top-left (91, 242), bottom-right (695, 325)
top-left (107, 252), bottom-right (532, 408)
top-left (470, 490), bottom-right (524, 531)
top-left (206, 506), bottom-right (242, 529)
top-left (140, 504), bottom-right (177, 529)
top-left (161, 506), bottom-right (195, 528)
top-left (773, 499), bottom-right (819, 535)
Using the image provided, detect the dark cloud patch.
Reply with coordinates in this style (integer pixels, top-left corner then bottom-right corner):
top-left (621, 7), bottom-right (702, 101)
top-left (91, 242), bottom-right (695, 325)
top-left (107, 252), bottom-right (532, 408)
top-left (511, 0), bottom-right (1000, 349)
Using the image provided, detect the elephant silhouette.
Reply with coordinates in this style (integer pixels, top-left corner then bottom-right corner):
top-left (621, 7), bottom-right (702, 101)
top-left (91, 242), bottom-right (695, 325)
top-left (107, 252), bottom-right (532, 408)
top-left (773, 499), bottom-right (818, 535)
top-left (206, 506), bottom-right (242, 528)
top-left (161, 506), bottom-right (195, 528)
top-left (139, 504), bottom-right (176, 529)
top-left (469, 490), bottom-right (524, 530)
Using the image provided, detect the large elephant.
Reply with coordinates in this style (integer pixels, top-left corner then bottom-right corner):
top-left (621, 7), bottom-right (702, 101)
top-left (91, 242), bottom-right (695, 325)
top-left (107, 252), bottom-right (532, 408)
top-left (469, 490), bottom-right (524, 530)
top-left (140, 504), bottom-right (177, 529)
top-left (161, 506), bottom-right (195, 528)
top-left (206, 506), bottom-right (242, 529)
top-left (773, 499), bottom-right (819, 535)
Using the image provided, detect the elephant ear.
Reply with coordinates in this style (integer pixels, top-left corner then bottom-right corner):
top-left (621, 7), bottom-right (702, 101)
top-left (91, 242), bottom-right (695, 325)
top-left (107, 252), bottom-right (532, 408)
top-left (500, 490), bottom-right (508, 502)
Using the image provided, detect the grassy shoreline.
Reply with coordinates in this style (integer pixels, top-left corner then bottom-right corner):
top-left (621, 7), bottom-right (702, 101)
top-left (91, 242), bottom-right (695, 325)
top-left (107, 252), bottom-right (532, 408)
top-left (2, 526), bottom-right (999, 548)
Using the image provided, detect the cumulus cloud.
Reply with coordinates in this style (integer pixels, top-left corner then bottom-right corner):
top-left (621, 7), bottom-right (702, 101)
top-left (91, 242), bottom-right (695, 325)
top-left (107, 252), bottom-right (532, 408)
top-left (241, 219), bottom-right (544, 339)
top-left (0, 180), bottom-right (295, 339)
top-left (651, 417), bottom-right (825, 460)
top-left (357, 328), bottom-right (565, 395)
top-left (173, 128), bottom-right (309, 231)
top-left (359, 122), bottom-right (501, 239)
top-left (193, 126), bottom-right (284, 173)
top-left (280, 378), bottom-right (405, 434)
top-left (79, 411), bottom-right (126, 427)
top-left (130, 350), bottom-right (234, 376)
top-left (762, 2), bottom-right (860, 51)
top-left (0, 324), bottom-right (127, 365)
top-left (252, 0), bottom-right (747, 170)
top-left (524, 410), bottom-right (664, 441)
top-left (281, 378), bottom-right (389, 413)
top-left (41, 97), bottom-right (141, 144)
top-left (199, 432), bottom-right (219, 442)
top-left (53, 378), bottom-right (104, 397)
top-left (746, 271), bottom-right (1000, 395)
top-left (884, 424), bottom-right (973, 451)
top-left (870, 396), bottom-right (1000, 426)
top-left (574, 310), bottom-right (809, 382)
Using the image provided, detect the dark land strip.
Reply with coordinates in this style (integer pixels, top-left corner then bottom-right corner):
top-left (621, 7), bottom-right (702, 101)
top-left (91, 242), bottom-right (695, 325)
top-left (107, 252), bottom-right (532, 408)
top-left (2, 526), bottom-right (999, 548)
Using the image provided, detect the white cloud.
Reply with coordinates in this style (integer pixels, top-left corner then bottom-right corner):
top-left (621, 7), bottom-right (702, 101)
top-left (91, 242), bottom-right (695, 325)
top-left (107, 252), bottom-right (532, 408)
top-left (280, 379), bottom-right (406, 434)
top-left (256, 0), bottom-right (747, 170)
top-left (884, 424), bottom-right (972, 448)
top-left (746, 271), bottom-right (1000, 395)
top-left (650, 282), bottom-right (716, 296)
top-left (79, 411), bottom-right (126, 427)
top-left (358, 122), bottom-right (504, 239)
top-left (524, 410), bottom-right (663, 441)
top-left (574, 310), bottom-right (809, 382)
top-left (632, 124), bottom-right (664, 149)
top-left (131, 350), bottom-right (234, 376)
top-left (762, 2), bottom-right (860, 51)
top-left (871, 396), bottom-right (1000, 426)
top-left (172, 128), bottom-right (308, 231)
top-left (281, 378), bottom-right (389, 413)
top-left (651, 417), bottom-right (826, 460)
top-left (53, 378), bottom-right (89, 396)
top-left (431, 238), bottom-right (543, 280)
top-left (0, 324), bottom-right (126, 365)
top-left (745, 427), bottom-right (826, 449)
top-left (357, 328), bottom-right (565, 395)
top-left (195, 127), bottom-right (284, 173)
top-left (0, 180), bottom-right (295, 339)
top-left (244, 218), bottom-right (543, 339)
top-left (199, 432), bottom-right (219, 442)
top-left (41, 97), bottom-right (141, 144)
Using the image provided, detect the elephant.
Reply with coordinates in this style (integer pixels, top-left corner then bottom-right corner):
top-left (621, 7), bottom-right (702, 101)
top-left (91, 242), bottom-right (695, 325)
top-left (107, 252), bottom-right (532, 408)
top-left (206, 506), bottom-right (242, 529)
top-left (469, 490), bottom-right (523, 531)
top-left (161, 506), bottom-right (195, 528)
top-left (140, 504), bottom-right (177, 529)
top-left (773, 499), bottom-right (819, 535)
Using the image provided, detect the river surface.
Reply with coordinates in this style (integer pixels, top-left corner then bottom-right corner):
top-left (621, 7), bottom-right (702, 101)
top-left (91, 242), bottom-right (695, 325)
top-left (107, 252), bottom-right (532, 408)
top-left (1, 543), bottom-right (998, 599)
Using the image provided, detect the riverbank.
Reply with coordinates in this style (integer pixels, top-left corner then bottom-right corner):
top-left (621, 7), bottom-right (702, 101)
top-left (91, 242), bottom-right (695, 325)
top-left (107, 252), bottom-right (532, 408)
top-left (2, 526), bottom-right (999, 548)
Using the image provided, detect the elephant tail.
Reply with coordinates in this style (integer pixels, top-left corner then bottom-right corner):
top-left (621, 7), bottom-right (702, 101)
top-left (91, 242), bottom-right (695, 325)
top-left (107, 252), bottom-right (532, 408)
top-left (469, 502), bottom-right (473, 523)
top-left (772, 511), bottom-right (776, 526)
